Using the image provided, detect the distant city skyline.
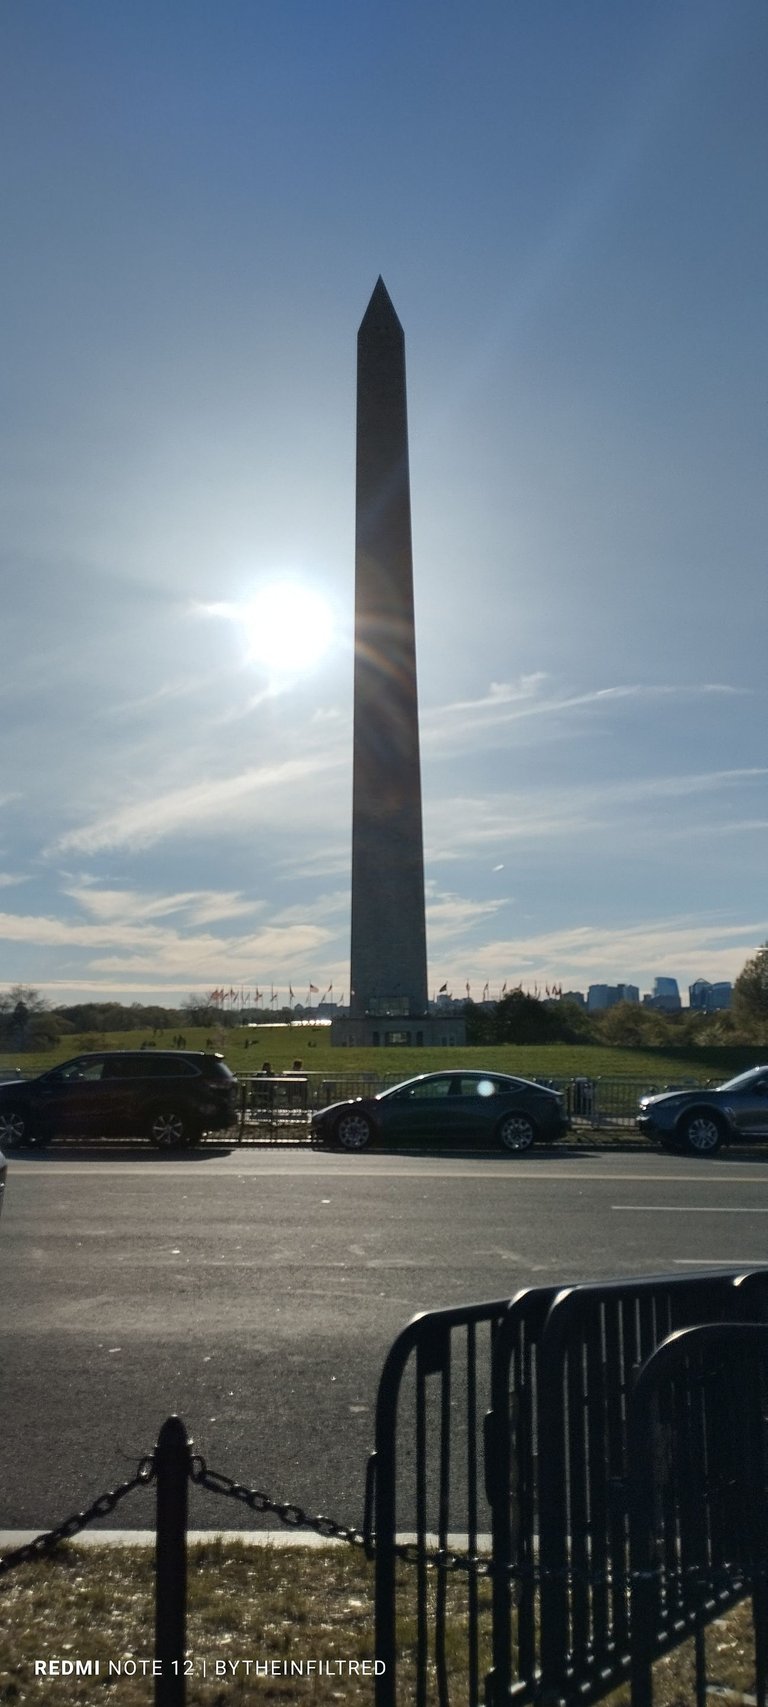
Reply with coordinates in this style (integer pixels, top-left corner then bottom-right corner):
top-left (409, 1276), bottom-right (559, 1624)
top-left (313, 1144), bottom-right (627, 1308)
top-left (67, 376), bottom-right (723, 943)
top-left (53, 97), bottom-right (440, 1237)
top-left (2, 3), bottom-right (766, 1008)
top-left (35, 971), bottom-right (730, 1016)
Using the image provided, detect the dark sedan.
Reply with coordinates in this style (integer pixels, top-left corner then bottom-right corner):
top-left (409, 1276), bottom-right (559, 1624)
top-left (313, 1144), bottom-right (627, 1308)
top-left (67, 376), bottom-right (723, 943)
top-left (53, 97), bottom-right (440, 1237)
top-left (311, 1069), bottom-right (569, 1153)
top-left (638, 1065), bottom-right (768, 1155)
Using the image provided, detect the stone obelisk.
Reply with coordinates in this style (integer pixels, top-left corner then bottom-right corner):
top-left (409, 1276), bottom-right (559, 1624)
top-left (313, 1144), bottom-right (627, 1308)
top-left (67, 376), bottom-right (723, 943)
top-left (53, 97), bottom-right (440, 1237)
top-left (348, 279), bottom-right (429, 1020)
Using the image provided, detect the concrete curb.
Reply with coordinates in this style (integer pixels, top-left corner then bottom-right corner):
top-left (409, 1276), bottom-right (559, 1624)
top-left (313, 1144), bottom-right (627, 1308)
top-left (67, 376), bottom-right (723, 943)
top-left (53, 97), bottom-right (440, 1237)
top-left (0, 1530), bottom-right (348, 1549)
top-left (0, 1529), bottom-right (491, 1550)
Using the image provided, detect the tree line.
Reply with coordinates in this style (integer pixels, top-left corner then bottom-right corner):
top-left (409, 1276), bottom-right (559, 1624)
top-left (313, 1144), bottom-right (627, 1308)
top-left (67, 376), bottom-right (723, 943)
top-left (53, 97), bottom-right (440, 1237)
top-left (2, 945), bottom-right (768, 1050)
top-left (464, 947), bottom-right (768, 1047)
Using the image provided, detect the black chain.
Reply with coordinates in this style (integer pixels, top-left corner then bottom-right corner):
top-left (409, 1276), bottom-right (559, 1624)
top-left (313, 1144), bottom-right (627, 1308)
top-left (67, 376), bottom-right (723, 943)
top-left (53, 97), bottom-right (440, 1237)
top-left (0, 1457), bottom-right (156, 1577)
top-left (190, 1459), bottom-right (495, 1576)
top-left (189, 1456), bottom-right (367, 1550)
top-left (2, 1445), bottom-right (756, 1594)
top-left (391, 1541), bottom-right (494, 1577)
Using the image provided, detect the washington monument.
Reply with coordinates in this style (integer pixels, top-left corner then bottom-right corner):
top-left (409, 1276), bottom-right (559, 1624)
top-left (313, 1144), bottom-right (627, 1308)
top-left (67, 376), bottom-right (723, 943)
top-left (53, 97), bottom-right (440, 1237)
top-left (348, 278), bottom-right (429, 1023)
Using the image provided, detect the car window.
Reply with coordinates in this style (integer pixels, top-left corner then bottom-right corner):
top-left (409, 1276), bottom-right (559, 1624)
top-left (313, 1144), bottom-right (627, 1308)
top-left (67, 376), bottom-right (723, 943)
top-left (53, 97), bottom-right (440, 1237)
top-left (207, 1059), bottom-right (235, 1080)
top-left (140, 1057), bottom-right (199, 1077)
top-left (457, 1076), bottom-right (499, 1098)
top-left (102, 1057), bottom-right (150, 1079)
top-left (53, 1058), bottom-right (105, 1083)
top-left (399, 1076), bottom-right (454, 1099)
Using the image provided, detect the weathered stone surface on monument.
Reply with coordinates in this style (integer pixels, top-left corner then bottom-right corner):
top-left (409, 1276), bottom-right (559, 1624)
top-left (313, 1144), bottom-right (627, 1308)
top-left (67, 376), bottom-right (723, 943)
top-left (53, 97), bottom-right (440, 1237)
top-left (348, 279), bottom-right (430, 1023)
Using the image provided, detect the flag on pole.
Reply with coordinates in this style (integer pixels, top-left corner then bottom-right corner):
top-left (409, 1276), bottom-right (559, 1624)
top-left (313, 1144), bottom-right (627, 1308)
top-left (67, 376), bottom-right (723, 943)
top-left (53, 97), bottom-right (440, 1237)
top-left (438, 982), bottom-right (448, 993)
top-left (308, 984), bottom-right (319, 994)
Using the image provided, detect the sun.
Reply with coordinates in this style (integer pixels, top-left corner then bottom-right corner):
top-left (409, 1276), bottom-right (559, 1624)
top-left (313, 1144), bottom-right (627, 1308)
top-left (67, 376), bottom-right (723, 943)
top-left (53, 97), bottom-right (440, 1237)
top-left (240, 581), bottom-right (334, 675)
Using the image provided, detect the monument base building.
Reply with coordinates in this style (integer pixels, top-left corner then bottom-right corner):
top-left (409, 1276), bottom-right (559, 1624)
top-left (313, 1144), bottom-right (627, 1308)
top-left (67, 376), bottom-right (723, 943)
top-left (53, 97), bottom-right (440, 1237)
top-left (331, 1012), bottom-right (465, 1048)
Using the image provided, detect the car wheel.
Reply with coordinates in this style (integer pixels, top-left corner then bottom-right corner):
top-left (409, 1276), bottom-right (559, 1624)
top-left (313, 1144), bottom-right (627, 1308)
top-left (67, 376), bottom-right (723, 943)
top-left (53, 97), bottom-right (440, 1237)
top-left (679, 1109), bottom-right (724, 1156)
top-left (0, 1107), bottom-right (28, 1148)
top-left (149, 1110), bottom-right (197, 1149)
top-left (334, 1111), bottom-right (374, 1151)
top-left (497, 1113), bottom-right (537, 1153)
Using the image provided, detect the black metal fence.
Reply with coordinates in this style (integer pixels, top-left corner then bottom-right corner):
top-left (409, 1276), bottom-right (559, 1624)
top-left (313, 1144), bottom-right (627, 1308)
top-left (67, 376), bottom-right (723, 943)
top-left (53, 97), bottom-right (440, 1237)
top-left (234, 1071), bottom-right (724, 1142)
top-left (2, 1269), bottom-right (767, 1705)
top-left (0, 1066), bottom-right (736, 1144)
top-left (368, 1267), bottom-right (768, 1706)
top-left (628, 1320), bottom-right (768, 1707)
top-left (370, 1296), bottom-right (512, 1706)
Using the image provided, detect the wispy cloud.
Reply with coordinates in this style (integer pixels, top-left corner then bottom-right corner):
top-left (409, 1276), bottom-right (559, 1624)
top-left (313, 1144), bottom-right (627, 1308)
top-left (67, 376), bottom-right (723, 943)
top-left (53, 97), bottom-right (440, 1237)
top-left (423, 678), bottom-right (750, 752)
top-left (426, 886), bottom-right (508, 945)
top-left (63, 884), bottom-right (266, 926)
top-left (0, 907), bottom-right (338, 984)
top-left (104, 674), bottom-right (221, 720)
top-left (279, 844), bottom-right (351, 882)
top-left (450, 915), bottom-right (768, 991)
top-left (437, 675), bottom-right (549, 715)
top-left (86, 919), bottom-right (335, 979)
top-left (52, 752), bottom-right (346, 855)
top-left (425, 767), bottom-right (768, 861)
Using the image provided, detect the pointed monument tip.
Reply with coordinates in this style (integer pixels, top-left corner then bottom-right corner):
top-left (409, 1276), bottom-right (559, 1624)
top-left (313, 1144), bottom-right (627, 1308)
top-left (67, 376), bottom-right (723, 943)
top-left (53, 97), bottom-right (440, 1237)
top-left (359, 276), bottom-right (402, 336)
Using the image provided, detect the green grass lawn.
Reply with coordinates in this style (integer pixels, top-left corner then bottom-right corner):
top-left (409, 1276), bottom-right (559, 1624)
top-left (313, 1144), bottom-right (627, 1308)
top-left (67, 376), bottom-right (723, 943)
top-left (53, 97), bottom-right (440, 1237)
top-left (2, 1025), bottom-right (765, 1085)
top-left (0, 1543), bottom-right (758, 1706)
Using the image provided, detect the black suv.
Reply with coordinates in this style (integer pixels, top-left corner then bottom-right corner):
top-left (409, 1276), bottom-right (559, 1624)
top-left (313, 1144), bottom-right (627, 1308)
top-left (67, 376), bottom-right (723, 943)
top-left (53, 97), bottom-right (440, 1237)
top-left (0, 1051), bottom-right (238, 1149)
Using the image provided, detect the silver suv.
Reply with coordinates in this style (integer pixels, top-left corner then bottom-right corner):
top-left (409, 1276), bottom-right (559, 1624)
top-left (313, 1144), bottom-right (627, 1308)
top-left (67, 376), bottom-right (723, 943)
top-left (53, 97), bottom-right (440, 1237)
top-left (638, 1065), bottom-right (768, 1155)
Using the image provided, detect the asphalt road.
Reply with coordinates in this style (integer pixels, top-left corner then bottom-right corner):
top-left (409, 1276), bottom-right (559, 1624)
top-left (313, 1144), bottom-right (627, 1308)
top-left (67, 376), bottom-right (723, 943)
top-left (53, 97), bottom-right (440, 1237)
top-left (2, 1144), bottom-right (768, 1532)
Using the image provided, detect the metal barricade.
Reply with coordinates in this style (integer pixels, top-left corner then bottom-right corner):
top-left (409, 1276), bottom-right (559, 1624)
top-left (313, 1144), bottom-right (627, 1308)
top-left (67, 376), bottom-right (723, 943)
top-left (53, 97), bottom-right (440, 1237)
top-left (240, 1074), bottom-right (310, 1140)
top-left (372, 1268), bottom-right (768, 1706)
top-left (369, 1297), bottom-right (512, 1706)
top-left (628, 1322), bottom-right (768, 1707)
top-left (484, 1287), bottom-right (560, 1705)
top-left (535, 1270), bottom-right (768, 1706)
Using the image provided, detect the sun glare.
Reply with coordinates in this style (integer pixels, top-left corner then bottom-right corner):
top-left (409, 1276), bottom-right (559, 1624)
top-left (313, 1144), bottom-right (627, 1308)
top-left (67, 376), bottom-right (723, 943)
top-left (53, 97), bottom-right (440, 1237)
top-left (240, 582), bottom-right (334, 675)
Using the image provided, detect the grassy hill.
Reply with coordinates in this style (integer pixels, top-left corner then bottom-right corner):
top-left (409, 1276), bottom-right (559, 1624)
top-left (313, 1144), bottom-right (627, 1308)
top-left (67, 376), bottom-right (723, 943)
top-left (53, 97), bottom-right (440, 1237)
top-left (2, 1024), bottom-right (766, 1084)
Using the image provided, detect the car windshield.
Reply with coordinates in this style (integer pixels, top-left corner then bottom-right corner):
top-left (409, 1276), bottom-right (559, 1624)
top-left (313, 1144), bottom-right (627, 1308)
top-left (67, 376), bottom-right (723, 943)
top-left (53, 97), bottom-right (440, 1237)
top-left (718, 1068), bottom-right (768, 1092)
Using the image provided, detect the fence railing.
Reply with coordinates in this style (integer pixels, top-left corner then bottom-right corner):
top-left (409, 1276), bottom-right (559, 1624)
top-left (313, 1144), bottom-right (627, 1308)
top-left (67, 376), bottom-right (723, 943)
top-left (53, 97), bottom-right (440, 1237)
top-left (368, 1266), bottom-right (768, 1705)
top-left (3, 1269), bottom-right (767, 1705)
top-left (0, 1067), bottom-right (737, 1144)
top-left (235, 1071), bottom-right (727, 1141)
top-left (628, 1320), bottom-right (768, 1707)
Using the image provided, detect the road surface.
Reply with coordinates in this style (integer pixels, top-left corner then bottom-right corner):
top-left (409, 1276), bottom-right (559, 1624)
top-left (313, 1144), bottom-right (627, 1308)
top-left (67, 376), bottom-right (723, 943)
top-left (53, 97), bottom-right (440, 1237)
top-left (1, 1144), bottom-right (767, 1531)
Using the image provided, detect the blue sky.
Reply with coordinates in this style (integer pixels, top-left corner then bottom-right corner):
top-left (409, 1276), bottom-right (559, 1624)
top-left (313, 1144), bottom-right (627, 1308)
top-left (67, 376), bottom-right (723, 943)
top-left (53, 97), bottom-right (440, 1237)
top-left (1, 0), bottom-right (766, 1007)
